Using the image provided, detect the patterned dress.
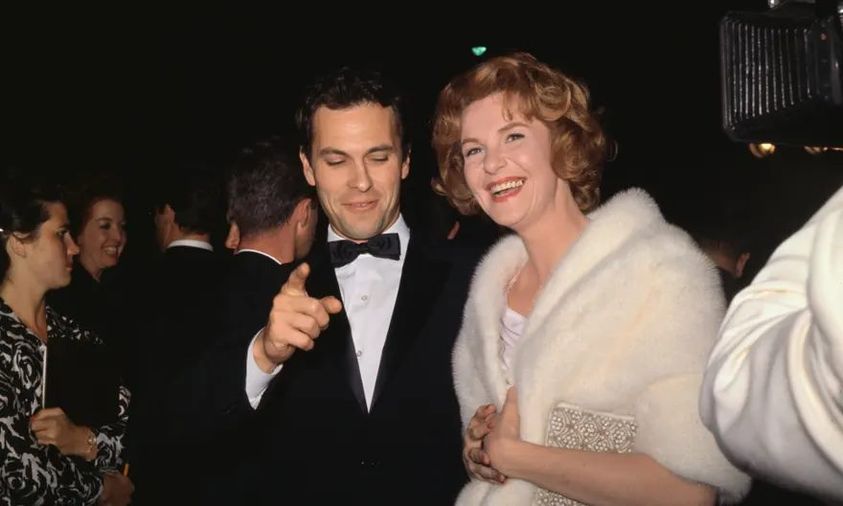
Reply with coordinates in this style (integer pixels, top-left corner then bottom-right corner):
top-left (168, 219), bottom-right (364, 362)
top-left (0, 298), bottom-right (130, 505)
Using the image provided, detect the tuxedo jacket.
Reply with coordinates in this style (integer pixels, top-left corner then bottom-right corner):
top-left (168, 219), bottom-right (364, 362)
top-left (140, 246), bottom-right (226, 376)
top-left (129, 245), bottom-right (226, 506)
top-left (191, 249), bottom-right (293, 505)
top-left (255, 235), bottom-right (477, 505)
top-left (168, 236), bottom-right (480, 505)
top-left (219, 251), bottom-right (293, 343)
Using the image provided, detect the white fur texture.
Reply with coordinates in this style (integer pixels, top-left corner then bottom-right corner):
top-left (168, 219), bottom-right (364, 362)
top-left (453, 189), bottom-right (750, 504)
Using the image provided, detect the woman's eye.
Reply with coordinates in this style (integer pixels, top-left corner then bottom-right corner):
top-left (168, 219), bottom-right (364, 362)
top-left (463, 147), bottom-right (481, 158)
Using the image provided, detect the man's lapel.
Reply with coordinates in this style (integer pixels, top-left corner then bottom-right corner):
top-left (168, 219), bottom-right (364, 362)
top-left (306, 245), bottom-right (367, 414)
top-left (370, 236), bottom-right (449, 409)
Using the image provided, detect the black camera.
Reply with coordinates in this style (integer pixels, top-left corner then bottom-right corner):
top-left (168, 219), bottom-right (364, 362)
top-left (720, 0), bottom-right (843, 146)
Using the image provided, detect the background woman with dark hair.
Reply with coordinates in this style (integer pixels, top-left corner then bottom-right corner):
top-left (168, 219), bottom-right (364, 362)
top-left (0, 173), bottom-right (132, 505)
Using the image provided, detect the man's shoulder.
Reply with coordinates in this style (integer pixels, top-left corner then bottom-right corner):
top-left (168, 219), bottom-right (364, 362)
top-left (162, 246), bottom-right (224, 274)
top-left (226, 253), bottom-right (293, 290)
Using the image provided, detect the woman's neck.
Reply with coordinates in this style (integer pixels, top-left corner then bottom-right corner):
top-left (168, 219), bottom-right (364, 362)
top-left (519, 198), bottom-right (589, 286)
top-left (507, 195), bottom-right (589, 315)
top-left (0, 278), bottom-right (48, 341)
top-left (78, 255), bottom-right (102, 282)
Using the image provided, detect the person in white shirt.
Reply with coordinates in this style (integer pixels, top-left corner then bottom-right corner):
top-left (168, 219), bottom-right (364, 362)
top-left (237, 66), bottom-right (473, 505)
top-left (701, 184), bottom-right (843, 503)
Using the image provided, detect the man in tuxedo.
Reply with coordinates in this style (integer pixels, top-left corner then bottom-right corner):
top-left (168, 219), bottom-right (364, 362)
top-left (147, 164), bottom-right (226, 367)
top-left (235, 67), bottom-right (473, 505)
top-left (221, 139), bottom-right (318, 341)
top-left (165, 68), bottom-right (475, 505)
top-left (129, 165), bottom-right (226, 505)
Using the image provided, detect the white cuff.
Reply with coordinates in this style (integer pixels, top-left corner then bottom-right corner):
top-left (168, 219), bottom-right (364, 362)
top-left (245, 329), bottom-right (282, 408)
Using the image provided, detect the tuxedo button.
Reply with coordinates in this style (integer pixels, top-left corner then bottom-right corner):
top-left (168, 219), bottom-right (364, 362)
top-left (356, 349), bottom-right (363, 358)
top-left (360, 294), bottom-right (368, 302)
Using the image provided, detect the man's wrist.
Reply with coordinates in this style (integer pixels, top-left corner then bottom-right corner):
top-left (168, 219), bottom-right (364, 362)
top-left (252, 331), bottom-right (279, 373)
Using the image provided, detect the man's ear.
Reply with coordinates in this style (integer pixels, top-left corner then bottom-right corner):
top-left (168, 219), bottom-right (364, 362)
top-left (293, 198), bottom-right (314, 229)
top-left (156, 203), bottom-right (176, 227)
top-left (225, 222), bottom-right (240, 251)
top-left (163, 204), bottom-right (177, 224)
top-left (735, 252), bottom-right (751, 278)
top-left (300, 149), bottom-right (316, 187)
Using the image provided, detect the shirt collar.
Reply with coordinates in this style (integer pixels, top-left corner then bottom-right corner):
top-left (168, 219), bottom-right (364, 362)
top-left (167, 239), bottom-right (213, 252)
top-left (235, 248), bottom-right (285, 265)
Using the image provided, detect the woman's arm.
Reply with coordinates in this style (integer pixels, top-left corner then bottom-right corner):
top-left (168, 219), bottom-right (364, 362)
top-left (486, 388), bottom-right (716, 506)
top-left (493, 440), bottom-right (715, 506)
top-left (2, 393), bottom-right (103, 504)
top-left (30, 382), bottom-right (130, 471)
top-left (92, 383), bottom-right (130, 470)
top-left (30, 407), bottom-right (97, 459)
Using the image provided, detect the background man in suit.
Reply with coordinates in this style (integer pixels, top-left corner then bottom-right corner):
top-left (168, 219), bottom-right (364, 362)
top-left (145, 164), bottom-right (226, 368)
top-left (222, 139), bottom-right (318, 340)
top-left (167, 139), bottom-right (318, 504)
top-left (243, 66), bottom-right (473, 505)
top-left (129, 164), bottom-right (226, 505)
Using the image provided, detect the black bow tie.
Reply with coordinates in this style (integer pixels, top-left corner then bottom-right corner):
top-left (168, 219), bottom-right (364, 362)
top-left (328, 233), bottom-right (401, 268)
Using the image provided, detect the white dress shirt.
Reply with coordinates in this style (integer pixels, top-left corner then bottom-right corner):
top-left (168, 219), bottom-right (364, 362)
top-left (245, 215), bottom-right (410, 410)
top-left (167, 239), bottom-right (213, 251)
top-left (236, 248), bottom-right (284, 265)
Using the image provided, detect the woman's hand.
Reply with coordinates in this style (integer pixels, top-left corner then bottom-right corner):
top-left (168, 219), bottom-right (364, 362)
top-left (483, 387), bottom-right (521, 477)
top-left (98, 472), bottom-right (134, 506)
top-left (463, 403), bottom-right (506, 484)
top-left (30, 407), bottom-right (95, 459)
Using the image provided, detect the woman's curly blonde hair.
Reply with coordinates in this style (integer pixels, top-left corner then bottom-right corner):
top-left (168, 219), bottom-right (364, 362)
top-left (432, 52), bottom-right (607, 215)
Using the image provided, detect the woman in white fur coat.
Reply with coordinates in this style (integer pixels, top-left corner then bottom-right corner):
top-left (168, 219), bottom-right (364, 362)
top-left (431, 52), bottom-right (750, 505)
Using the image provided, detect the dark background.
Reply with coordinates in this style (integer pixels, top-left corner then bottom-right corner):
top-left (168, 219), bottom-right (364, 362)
top-left (4, 2), bottom-right (842, 272)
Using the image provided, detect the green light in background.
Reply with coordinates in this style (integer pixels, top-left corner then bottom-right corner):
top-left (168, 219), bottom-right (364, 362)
top-left (471, 46), bottom-right (487, 57)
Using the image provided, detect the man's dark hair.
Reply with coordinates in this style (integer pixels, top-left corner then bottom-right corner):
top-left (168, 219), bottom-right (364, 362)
top-left (227, 138), bottom-right (313, 239)
top-left (295, 66), bottom-right (410, 162)
top-left (154, 163), bottom-right (223, 235)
